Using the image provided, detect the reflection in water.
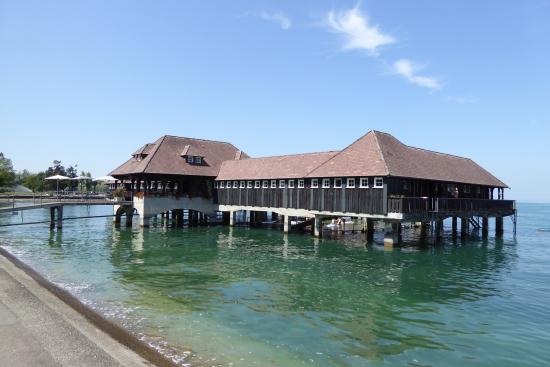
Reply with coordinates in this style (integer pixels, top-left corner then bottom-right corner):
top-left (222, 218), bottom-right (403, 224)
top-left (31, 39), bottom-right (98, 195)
top-left (103, 225), bottom-right (517, 366)
top-left (1, 204), bottom-right (548, 367)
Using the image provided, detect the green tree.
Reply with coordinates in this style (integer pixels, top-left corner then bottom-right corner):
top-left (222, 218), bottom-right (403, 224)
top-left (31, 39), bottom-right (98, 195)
top-left (22, 172), bottom-right (46, 192)
top-left (0, 152), bottom-right (16, 190)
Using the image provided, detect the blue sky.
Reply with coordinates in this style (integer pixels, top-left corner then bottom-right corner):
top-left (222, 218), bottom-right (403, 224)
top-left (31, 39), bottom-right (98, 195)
top-left (0, 0), bottom-right (549, 202)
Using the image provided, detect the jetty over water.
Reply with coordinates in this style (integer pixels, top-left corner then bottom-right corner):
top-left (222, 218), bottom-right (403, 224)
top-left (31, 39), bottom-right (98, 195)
top-left (106, 130), bottom-right (516, 246)
top-left (0, 199), bottom-right (132, 228)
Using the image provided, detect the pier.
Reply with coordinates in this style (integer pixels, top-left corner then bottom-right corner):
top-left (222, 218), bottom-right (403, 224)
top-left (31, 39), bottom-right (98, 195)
top-left (0, 199), bottom-right (132, 229)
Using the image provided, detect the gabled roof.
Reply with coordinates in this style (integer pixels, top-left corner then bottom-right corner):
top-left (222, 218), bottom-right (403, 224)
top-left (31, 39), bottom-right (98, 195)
top-left (307, 131), bottom-right (507, 187)
top-left (216, 151), bottom-right (339, 181)
top-left (110, 135), bottom-right (248, 177)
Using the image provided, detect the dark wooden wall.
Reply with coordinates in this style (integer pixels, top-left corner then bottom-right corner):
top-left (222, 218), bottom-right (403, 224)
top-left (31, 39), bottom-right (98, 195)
top-left (216, 187), bottom-right (386, 214)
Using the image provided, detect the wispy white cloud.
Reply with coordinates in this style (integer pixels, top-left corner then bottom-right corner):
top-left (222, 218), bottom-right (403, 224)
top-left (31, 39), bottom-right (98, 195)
top-left (393, 59), bottom-right (441, 90)
top-left (324, 7), bottom-right (395, 55)
top-left (446, 96), bottom-right (477, 104)
top-left (259, 11), bottom-right (292, 30)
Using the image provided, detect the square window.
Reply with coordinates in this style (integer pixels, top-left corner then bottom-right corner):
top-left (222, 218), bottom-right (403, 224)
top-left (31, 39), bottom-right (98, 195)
top-left (255, 181), bottom-right (261, 189)
top-left (298, 179), bottom-right (305, 188)
top-left (279, 180), bottom-right (286, 188)
top-left (288, 180), bottom-right (295, 188)
top-left (334, 178), bottom-right (342, 188)
top-left (347, 178), bottom-right (355, 188)
top-left (360, 178), bottom-right (369, 188)
top-left (374, 177), bottom-right (384, 188)
top-left (240, 181), bottom-right (245, 188)
top-left (220, 181), bottom-right (225, 188)
top-left (464, 185), bottom-right (471, 193)
top-left (247, 181), bottom-right (253, 188)
top-left (187, 156), bottom-right (194, 163)
top-left (233, 181), bottom-right (239, 188)
top-left (476, 186), bottom-right (481, 194)
top-left (311, 179), bottom-right (319, 188)
top-left (271, 180), bottom-right (277, 188)
top-left (322, 178), bottom-right (331, 188)
top-left (262, 180), bottom-right (269, 188)
top-left (194, 156), bottom-right (202, 164)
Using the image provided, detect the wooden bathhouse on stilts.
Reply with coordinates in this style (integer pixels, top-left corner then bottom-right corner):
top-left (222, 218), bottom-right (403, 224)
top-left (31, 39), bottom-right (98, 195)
top-left (110, 131), bottom-right (516, 246)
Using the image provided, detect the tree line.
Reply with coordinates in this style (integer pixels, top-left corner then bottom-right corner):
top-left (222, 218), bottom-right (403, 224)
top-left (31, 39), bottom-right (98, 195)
top-left (0, 152), bottom-right (94, 193)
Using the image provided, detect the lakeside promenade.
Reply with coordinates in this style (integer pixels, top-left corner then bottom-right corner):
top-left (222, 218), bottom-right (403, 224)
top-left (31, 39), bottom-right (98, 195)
top-left (0, 252), bottom-right (156, 367)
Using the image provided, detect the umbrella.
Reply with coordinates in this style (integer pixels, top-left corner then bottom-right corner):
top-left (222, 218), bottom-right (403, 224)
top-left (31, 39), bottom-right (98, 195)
top-left (44, 175), bottom-right (71, 196)
top-left (93, 175), bottom-right (116, 182)
top-left (72, 175), bottom-right (92, 181)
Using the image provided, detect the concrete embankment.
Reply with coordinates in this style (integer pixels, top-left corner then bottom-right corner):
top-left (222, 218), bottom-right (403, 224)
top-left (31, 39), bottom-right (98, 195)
top-left (0, 248), bottom-right (177, 367)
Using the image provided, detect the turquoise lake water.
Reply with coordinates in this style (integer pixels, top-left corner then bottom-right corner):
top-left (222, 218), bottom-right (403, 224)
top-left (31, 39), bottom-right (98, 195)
top-left (0, 203), bottom-right (549, 366)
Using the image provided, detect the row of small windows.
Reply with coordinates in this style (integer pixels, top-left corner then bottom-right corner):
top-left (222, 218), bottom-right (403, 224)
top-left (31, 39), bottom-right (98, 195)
top-left (215, 177), bottom-right (384, 189)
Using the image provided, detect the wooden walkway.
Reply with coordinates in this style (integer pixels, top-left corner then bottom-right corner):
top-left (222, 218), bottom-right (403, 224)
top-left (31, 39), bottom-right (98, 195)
top-left (0, 200), bottom-right (132, 214)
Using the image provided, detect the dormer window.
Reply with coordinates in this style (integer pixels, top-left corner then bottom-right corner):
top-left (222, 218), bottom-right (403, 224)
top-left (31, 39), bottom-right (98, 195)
top-left (185, 155), bottom-right (203, 165)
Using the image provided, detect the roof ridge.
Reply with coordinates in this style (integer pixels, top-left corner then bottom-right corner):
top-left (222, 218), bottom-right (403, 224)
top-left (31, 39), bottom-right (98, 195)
top-left (239, 150), bottom-right (339, 160)
top-left (142, 135), bottom-right (167, 173)
top-left (161, 134), bottom-right (236, 146)
top-left (374, 130), bottom-right (472, 160)
top-left (306, 130), bottom-right (378, 177)
top-left (372, 131), bottom-right (390, 175)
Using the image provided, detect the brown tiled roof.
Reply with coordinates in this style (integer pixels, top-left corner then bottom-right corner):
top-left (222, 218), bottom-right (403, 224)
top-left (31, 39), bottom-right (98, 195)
top-left (306, 131), bottom-right (388, 178)
top-left (132, 143), bottom-right (155, 156)
top-left (180, 145), bottom-right (202, 157)
top-left (307, 131), bottom-right (507, 187)
top-left (110, 135), bottom-right (247, 177)
top-left (216, 151), bottom-right (339, 181)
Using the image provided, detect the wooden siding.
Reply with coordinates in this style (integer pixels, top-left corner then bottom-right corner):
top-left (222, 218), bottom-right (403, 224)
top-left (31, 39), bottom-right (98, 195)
top-left (216, 187), bottom-right (386, 214)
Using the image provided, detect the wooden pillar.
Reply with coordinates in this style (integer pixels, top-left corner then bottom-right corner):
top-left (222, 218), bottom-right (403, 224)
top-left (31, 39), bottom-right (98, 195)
top-left (56, 206), bottom-right (63, 229)
top-left (222, 211), bottom-right (230, 226)
top-left (283, 215), bottom-right (290, 233)
top-left (461, 217), bottom-right (469, 237)
top-left (366, 218), bottom-right (374, 243)
top-left (314, 215), bottom-right (323, 238)
top-left (420, 222), bottom-right (428, 239)
top-left (451, 217), bottom-right (458, 237)
top-left (229, 211), bottom-right (236, 227)
top-left (384, 222), bottom-right (400, 248)
top-left (495, 216), bottom-right (504, 237)
top-left (482, 216), bottom-right (489, 238)
top-left (50, 207), bottom-right (55, 229)
top-left (126, 207), bottom-right (134, 227)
